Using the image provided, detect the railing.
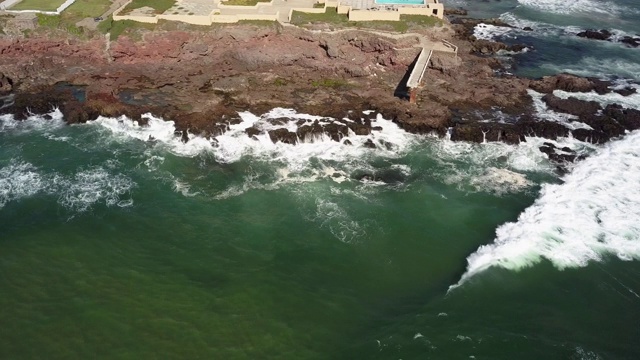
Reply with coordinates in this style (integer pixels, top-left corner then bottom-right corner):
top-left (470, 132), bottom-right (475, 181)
top-left (441, 39), bottom-right (458, 54)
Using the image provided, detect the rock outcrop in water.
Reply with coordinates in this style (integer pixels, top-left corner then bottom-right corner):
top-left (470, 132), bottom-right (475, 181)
top-left (576, 29), bottom-right (640, 48)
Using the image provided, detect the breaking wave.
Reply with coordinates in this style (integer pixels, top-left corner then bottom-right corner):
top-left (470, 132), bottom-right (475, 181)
top-left (553, 84), bottom-right (640, 111)
top-left (452, 130), bottom-right (640, 288)
top-left (473, 23), bottom-right (516, 41)
top-left (87, 108), bottom-right (581, 198)
top-left (88, 115), bottom-right (215, 157)
top-left (517, 0), bottom-right (637, 16)
top-left (541, 57), bottom-right (640, 81)
top-left (0, 109), bottom-right (66, 133)
top-left (89, 108), bottom-right (422, 199)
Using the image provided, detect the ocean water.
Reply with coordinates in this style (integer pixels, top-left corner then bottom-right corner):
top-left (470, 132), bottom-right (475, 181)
top-left (461, 0), bottom-right (640, 81)
top-left (2, 1), bottom-right (640, 358)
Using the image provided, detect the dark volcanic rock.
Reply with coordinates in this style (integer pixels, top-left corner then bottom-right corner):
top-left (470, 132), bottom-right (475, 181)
top-left (7, 88), bottom-right (75, 120)
top-left (470, 39), bottom-right (528, 55)
top-left (450, 118), bottom-right (571, 144)
top-left (575, 29), bottom-right (640, 48)
top-left (530, 74), bottom-right (611, 94)
top-left (539, 142), bottom-right (578, 163)
top-left (445, 8), bottom-right (468, 16)
top-left (603, 104), bottom-right (640, 131)
top-left (268, 128), bottom-right (298, 144)
top-left (0, 73), bottom-right (13, 93)
top-left (576, 29), bottom-right (612, 41)
top-left (363, 139), bottom-right (376, 148)
top-left (620, 36), bottom-right (640, 48)
top-left (613, 87), bottom-right (637, 96)
top-left (541, 94), bottom-right (601, 117)
top-left (452, 17), bottom-right (515, 48)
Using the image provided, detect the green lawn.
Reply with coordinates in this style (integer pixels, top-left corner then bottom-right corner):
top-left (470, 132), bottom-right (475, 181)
top-left (60, 0), bottom-right (112, 23)
top-left (221, 0), bottom-right (270, 6)
top-left (291, 8), bottom-right (442, 33)
top-left (121, 0), bottom-right (176, 15)
top-left (290, 7), bottom-right (350, 26)
top-left (10, 0), bottom-right (66, 11)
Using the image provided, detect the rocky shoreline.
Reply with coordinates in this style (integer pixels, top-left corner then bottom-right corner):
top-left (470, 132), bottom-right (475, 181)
top-left (1, 19), bottom-right (639, 167)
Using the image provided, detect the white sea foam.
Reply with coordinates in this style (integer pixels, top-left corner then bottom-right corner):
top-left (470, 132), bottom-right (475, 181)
top-left (542, 57), bottom-right (640, 82)
top-left (553, 84), bottom-right (640, 111)
top-left (498, 12), bottom-right (639, 52)
top-left (84, 108), bottom-right (577, 200)
top-left (90, 108), bottom-right (416, 169)
top-left (517, 0), bottom-right (637, 16)
top-left (528, 89), bottom-right (593, 130)
top-left (0, 161), bottom-right (46, 208)
top-left (56, 168), bottom-right (135, 212)
top-left (0, 161), bottom-right (135, 212)
top-left (425, 134), bottom-right (592, 194)
top-left (473, 23), bottom-right (516, 41)
top-left (498, 12), bottom-right (583, 37)
top-left (172, 178), bottom-right (200, 197)
top-left (86, 108), bottom-right (421, 199)
top-left (88, 115), bottom-right (216, 157)
top-left (313, 199), bottom-right (368, 243)
top-left (213, 109), bottom-right (416, 169)
top-left (452, 130), bottom-right (640, 288)
top-left (0, 109), bottom-right (65, 133)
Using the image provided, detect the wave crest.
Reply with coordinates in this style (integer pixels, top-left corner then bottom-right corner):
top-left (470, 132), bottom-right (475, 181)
top-left (452, 130), bottom-right (640, 289)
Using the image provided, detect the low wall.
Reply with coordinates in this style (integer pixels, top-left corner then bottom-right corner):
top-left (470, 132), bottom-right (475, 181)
top-left (348, 10), bottom-right (399, 21)
top-left (158, 14), bottom-right (211, 25)
top-left (113, 14), bottom-right (159, 23)
top-left (112, 0), bottom-right (134, 20)
top-left (210, 14), bottom-right (239, 23)
top-left (236, 13), bottom-right (279, 21)
top-left (316, 0), bottom-right (339, 5)
top-left (337, 5), bottom-right (349, 14)
top-left (398, 3), bottom-right (443, 19)
top-left (290, 7), bottom-right (325, 14)
top-left (287, 5), bottom-right (347, 22)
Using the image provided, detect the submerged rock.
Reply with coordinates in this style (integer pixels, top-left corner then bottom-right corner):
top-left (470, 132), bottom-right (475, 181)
top-left (576, 29), bottom-right (640, 48)
top-left (539, 142), bottom-right (578, 163)
top-left (576, 29), bottom-right (612, 41)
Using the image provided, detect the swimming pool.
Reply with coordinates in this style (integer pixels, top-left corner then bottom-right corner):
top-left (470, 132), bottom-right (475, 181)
top-left (375, 0), bottom-right (425, 4)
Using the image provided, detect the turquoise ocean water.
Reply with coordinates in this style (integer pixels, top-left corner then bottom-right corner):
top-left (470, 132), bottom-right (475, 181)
top-left (2, 0), bottom-right (640, 358)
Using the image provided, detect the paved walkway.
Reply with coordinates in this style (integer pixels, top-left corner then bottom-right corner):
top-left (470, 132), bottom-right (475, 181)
top-left (165, 0), bottom-right (216, 16)
top-left (407, 48), bottom-right (431, 88)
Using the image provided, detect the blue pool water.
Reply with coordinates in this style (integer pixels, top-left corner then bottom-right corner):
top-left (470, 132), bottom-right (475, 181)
top-left (375, 0), bottom-right (424, 5)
